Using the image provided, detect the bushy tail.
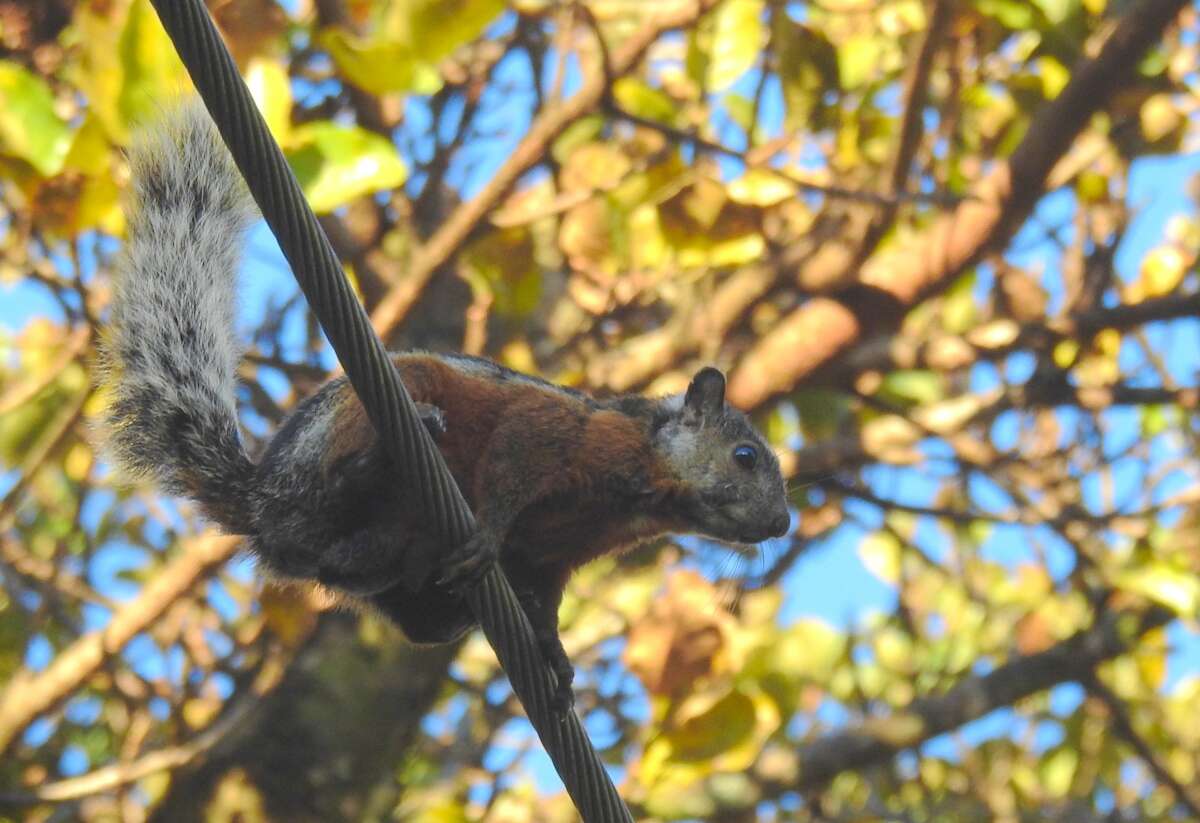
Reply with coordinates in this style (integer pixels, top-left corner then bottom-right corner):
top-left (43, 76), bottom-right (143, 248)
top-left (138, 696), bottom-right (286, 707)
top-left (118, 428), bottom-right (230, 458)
top-left (99, 100), bottom-right (259, 534)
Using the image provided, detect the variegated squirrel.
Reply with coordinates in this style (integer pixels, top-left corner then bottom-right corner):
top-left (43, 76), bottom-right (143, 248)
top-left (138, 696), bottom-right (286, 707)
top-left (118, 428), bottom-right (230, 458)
top-left (99, 101), bottom-right (790, 708)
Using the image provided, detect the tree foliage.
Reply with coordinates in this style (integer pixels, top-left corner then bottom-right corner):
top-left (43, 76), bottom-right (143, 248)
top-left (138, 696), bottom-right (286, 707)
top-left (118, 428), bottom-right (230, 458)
top-left (1, 0), bottom-right (1200, 820)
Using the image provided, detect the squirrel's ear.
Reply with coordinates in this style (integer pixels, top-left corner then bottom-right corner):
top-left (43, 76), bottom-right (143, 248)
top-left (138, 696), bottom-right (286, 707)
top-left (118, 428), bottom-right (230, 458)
top-left (683, 367), bottom-right (726, 422)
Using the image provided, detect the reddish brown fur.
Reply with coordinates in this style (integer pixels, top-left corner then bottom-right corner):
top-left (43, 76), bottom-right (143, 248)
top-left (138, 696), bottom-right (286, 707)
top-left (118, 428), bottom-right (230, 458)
top-left (320, 354), bottom-right (681, 579)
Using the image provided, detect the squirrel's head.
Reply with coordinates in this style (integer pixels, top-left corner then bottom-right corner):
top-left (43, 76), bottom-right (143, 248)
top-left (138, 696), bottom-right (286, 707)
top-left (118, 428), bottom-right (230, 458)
top-left (655, 367), bottom-right (790, 546)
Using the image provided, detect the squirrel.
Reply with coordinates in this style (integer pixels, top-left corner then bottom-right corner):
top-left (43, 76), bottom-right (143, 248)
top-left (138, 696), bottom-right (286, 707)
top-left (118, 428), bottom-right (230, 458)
top-left (98, 100), bottom-right (791, 709)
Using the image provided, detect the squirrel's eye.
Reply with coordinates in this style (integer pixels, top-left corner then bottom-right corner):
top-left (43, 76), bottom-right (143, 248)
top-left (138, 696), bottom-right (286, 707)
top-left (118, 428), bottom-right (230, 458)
top-left (733, 444), bottom-right (758, 470)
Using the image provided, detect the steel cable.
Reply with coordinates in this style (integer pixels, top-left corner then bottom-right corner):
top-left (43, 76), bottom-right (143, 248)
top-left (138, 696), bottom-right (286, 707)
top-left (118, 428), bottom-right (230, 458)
top-left (147, 2), bottom-right (633, 819)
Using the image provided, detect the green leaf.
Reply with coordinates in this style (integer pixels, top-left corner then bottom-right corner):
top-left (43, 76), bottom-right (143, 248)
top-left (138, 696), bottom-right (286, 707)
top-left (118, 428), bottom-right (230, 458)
top-left (463, 226), bottom-right (540, 317)
top-left (1033, 0), bottom-right (1079, 24)
top-left (400, 0), bottom-right (505, 64)
top-left (0, 62), bottom-right (71, 176)
top-left (321, 0), bottom-right (503, 95)
top-left (773, 18), bottom-right (839, 131)
top-left (877, 370), bottom-right (944, 408)
top-left (664, 689), bottom-right (757, 761)
top-left (973, 0), bottom-right (1036, 28)
top-left (612, 78), bottom-right (679, 124)
top-left (724, 93), bottom-right (755, 134)
top-left (286, 122), bottom-right (408, 214)
top-left (789, 388), bottom-right (850, 442)
top-left (319, 30), bottom-right (441, 96)
top-left (551, 115), bottom-right (604, 165)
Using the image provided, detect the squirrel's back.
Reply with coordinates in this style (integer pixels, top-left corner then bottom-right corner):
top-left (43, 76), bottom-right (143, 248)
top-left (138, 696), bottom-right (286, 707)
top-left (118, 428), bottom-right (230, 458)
top-left (98, 100), bottom-right (259, 532)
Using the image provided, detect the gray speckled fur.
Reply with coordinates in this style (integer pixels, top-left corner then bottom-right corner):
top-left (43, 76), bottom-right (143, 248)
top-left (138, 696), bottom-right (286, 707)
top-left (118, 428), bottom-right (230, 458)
top-left (99, 100), bottom-right (258, 531)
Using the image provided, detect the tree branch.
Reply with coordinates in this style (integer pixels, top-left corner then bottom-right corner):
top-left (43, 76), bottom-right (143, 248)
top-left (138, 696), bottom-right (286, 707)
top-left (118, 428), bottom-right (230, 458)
top-left (842, 290), bottom-right (1200, 378)
top-left (788, 606), bottom-right (1173, 794)
top-left (0, 535), bottom-right (240, 755)
top-left (728, 0), bottom-right (1189, 408)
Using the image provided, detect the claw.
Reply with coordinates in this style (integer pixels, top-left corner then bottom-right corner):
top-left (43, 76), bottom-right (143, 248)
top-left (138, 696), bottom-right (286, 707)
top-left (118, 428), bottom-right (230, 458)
top-left (516, 588), bottom-right (576, 713)
top-left (438, 530), bottom-right (498, 595)
top-left (549, 656), bottom-right (575, 714)
top-left (416, 403), bottom-right (447, 439)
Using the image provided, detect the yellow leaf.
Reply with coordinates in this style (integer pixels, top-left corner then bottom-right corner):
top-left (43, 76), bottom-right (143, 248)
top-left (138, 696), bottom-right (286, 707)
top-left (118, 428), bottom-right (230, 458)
top-left (117, 0), bottom-right (190, 130)
top-left (706, 232), bottom-right (764, 266)
top-left (1095, 327), bottom-right (1121, 356)
top-left (182, 696), bottom-right (221, 729)
top-left (259, 584), bottom-right (319, 646)
top-left (1053, 339), bottom-right (1080, 368)
top-left (965, 319), bottom-right (1019, 349)
top-left (1076, 170), bottom-right (1108, 204)
top-left (840, 37), bottom-right (883, 89)
top-left (861, 414), bottom-right (922, 464)
top-left (1035, 56), bottom-right (1070, 98)
top-left (875, 626), bottom-right (914, 672)
top-left (246, 58), bottom-right (292, 145)
top-left (65, 442), bottom-right (92, 482)
top-left (1141, 93), bottom-right (1182, 143)
top-left (913, 394), bottom-right (988, 434)
top-left (561, 142), bottom-right (631, 191)
top-left (763, 618), bottom-right (845, 682)
top-left (1115, 561), bottom-right (1200, 616)
top-left (1138, 245), bottom-right (1187, 298)
top-left (727, 168), bottom-right (797, 206)
top-left (707, 0), bottom-right (764, 91)
top-left (1039, 747), bottom-right (1078, 798)
top-left (62, 115), bottom-right (110, 176)
top-left (860, 531), bottom-right (902, 585)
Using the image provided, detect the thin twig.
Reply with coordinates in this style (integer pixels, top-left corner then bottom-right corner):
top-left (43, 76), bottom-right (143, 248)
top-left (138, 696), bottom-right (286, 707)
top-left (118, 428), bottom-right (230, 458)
top-left (607, 104), bottom-right (963, 208)
top-left (0, 326), bottom-right (91, 415)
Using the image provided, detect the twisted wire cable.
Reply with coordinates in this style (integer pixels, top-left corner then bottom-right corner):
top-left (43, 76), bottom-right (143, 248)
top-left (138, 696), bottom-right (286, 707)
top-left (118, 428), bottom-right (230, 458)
top-left (147, 2), bottom-right (633, 819)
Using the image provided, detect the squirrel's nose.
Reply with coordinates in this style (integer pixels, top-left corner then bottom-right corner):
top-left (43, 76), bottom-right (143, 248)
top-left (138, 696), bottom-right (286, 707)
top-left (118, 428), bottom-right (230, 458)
top-left (770, 512), bottom-right (790, 538)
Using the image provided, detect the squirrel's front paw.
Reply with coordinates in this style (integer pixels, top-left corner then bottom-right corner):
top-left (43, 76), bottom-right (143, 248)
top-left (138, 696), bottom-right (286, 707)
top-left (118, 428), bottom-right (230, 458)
top-left (438, 529), bottom-right (498, 594)
top-left (415, 402), bottom-right (447, 439)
